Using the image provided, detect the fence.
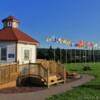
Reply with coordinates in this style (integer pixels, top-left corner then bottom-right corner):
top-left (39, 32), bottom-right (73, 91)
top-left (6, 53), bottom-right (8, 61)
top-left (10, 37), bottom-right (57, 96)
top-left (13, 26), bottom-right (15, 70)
top-left (0, 63), bottom-right (18, 84)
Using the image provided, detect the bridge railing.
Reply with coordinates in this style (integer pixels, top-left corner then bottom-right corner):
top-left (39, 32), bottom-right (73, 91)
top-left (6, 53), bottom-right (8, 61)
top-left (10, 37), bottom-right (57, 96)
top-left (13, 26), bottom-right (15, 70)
top-left (36, 60), bottom-right (66, 86)
top-left (18, 63), bottom-right (48, 85)
top-left (0, 63), bottom-right (18, 84)
top-left (0, 61), bottom-right (65, 88)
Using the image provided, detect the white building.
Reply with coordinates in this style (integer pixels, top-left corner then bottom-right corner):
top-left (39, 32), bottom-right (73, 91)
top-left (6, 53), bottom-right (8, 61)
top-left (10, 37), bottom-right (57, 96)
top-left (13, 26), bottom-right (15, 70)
top-left (0, 16), bottom-right (39, 64)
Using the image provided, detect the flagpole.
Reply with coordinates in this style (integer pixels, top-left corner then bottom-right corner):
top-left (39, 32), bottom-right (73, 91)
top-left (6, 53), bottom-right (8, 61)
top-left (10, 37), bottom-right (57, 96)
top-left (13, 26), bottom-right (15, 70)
top-left (89, 48), bottom-right (91, 63)
top-left (60, 48), bottom-right (62, 63)
top-left (84, 48), bottom-right (86, 64)
top-left (80, 49), bottom-right (81, 63)
top-left (91, 48), bottom-right (92, 63)
top-left (92, 43), bottom-right (94, 64)
top-left (74, 49), bottom-right (76, 63)
top-left (82, 48), bottom-right (84, 64)
top-left (82, 49), bottom-right (84, 63)
top-left (93, 43), bottom-right (98, 64)
top-left (88, 48), bottom-right (91, 64)
top-left (54, 47), bottom-right (56, 61)
top-left (88, 47), bottom-right (91, 63)
top-left (98, 47), bottom-right (100, 62)
top-left (85, 42), bottom-right (88, 64)
top-left (66, 49), bottom-right (67, 63)
top-left (85, 49), bottom-right (87, 64)
top-left (75, 49), bottom-right (76, 64)
top-left (70, 48), bottom-right (72, 63)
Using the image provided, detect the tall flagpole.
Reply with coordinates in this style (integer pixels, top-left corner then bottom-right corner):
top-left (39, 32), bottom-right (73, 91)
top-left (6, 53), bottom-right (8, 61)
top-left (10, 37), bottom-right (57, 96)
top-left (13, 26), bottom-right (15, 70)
top-left (75, 49), bottom-right (76, 64)
top-left (91, 42), bottom-right (94, 63)
top-left (85, 42), bottom-right (88, 64)
top-left (83, 49), bottom-right (84, 63)
top-left (75, 42), bottom-right (79, 63)
top-left (70, 48), bottom-right (72, 63)
top-left (84, 48), bottom-right (86, 64)
top-left (89, 48), bottom-right (91, 63)
top-left (88, 42), bottom-right (92, 63)
top-left (93, 43), bottom-right (98, 64)
top-left (54, 47), bottom-right (56, 61)
top-left (66, 49), bottom-right (67, 63)
top-left (91, 43), bottom-right (94, 64)
top-left (80, 49), bottom-right (81, 63)
top-left (66, 40), bottom-right (72, 63)
top-left (90, 48), bottom-right (92, 63)
top-left (85, 48), bottom-right (87, 64)
top-left (98, 46), bottom-right (100, 62)
top-left (60, 48), bottom-right (62, 63)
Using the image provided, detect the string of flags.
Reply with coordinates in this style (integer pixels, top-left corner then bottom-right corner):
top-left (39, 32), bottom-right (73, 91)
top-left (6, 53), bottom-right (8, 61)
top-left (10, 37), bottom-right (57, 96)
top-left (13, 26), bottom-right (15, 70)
top-left (46, 36), bottom-right (72, 46)
top-left (46, 36), bottom-right (100, 49)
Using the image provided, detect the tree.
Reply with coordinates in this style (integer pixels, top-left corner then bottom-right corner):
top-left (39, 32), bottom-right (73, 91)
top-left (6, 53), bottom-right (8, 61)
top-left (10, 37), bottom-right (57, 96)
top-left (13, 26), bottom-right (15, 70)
top-left (48, 46), bottom-right (54, 60)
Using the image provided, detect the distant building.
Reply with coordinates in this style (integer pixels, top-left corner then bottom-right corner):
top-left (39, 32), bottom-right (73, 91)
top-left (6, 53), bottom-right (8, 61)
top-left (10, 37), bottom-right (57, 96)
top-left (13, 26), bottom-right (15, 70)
top-left (0, 16), bottom-right (39, 64)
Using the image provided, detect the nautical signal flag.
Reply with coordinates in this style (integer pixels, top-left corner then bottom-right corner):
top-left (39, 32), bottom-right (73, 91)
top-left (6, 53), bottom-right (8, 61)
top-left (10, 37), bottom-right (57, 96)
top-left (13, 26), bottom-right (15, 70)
top-left (46, 36), bottom-right (52, 42)
top-left (86, 42), bottom-right (94, 48)
top-left (93, 43), bottom-right (98, 49)
top-left (83, 41), bottom-right (88, 48)
top-left (78, 40), bottom-right (85, 48)
top-left (75, 43), bottom-right (78, 47)
top-left (65, 40), bottom-right (72, 46)
top-left (75, 40), bottom-right (85, 48)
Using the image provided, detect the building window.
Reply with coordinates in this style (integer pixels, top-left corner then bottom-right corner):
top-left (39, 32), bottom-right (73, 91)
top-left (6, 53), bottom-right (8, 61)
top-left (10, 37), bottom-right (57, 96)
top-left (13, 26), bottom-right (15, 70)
top-left (1, 48), bottom-right (7, 60)
top-left (24, 50), bottom-right (29, 60)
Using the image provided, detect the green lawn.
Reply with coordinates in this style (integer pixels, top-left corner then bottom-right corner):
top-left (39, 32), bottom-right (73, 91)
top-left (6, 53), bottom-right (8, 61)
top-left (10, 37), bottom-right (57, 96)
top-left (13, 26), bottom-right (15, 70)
top-left (47, 63), bottom-right (100, 100)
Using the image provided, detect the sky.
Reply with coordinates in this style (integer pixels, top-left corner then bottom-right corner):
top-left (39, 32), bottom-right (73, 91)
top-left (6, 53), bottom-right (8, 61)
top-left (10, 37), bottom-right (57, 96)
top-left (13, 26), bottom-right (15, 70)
top-left (0, 0), bottom-right (100, 48)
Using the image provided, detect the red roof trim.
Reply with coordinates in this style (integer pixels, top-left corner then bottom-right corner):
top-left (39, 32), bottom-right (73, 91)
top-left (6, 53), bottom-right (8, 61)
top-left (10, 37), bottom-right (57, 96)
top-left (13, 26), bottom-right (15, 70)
top-left (0, 27), bottom-right (39, 45)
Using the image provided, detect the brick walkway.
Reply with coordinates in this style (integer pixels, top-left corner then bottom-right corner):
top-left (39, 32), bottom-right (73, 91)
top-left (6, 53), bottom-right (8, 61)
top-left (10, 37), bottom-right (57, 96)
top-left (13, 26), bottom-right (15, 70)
top-left (0, 75), bottom-right (95, 100)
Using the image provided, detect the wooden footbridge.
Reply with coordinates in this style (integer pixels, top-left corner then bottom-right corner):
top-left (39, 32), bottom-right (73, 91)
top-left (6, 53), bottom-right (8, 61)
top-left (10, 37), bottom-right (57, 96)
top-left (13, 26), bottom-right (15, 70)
top-left (0, 60), bottom-right (66, 88)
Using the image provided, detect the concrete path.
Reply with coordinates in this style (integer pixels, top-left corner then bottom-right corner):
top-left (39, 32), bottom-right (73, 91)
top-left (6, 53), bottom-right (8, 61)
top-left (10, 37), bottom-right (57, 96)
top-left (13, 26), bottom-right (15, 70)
top-left (0, 75), bottom-right (95, 100)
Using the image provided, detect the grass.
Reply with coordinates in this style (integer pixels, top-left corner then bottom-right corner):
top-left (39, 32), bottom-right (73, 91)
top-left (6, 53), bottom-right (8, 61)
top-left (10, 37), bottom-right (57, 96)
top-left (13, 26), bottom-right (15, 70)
top-left (47, 62), bottom-right (100, 100)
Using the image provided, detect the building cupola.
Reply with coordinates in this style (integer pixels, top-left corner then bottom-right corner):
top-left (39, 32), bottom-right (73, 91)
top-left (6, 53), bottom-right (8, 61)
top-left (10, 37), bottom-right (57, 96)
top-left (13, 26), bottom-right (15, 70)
top-left (2, 16), bottom-right (20, 28)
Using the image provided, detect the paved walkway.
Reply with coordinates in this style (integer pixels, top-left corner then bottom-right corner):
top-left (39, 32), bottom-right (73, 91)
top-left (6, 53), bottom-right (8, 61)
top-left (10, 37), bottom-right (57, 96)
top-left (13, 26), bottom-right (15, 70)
top-left (0, 75), bottom-right (95, 100)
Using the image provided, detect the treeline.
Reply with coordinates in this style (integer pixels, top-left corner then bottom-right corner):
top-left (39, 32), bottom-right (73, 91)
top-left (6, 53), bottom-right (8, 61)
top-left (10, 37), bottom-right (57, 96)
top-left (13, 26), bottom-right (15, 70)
top-left (37, 46), bottom-right (100, 63)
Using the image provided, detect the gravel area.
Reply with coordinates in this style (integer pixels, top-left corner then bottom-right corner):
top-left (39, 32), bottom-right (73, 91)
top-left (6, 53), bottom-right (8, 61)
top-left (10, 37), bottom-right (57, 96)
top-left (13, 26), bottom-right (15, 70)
top-left (0, 75), bottom-right (95, 100)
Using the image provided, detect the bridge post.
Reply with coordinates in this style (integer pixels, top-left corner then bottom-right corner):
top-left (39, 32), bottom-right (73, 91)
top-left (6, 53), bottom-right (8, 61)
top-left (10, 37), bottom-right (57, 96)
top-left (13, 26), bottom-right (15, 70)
top-left (38, 64), bottom-right (40, 76)
top-left (63, 65), bottom-right (66, 84)
top-left (47, 68), bottom-right (50, 88)
top-left (29, 62), bottom-right (31, 76)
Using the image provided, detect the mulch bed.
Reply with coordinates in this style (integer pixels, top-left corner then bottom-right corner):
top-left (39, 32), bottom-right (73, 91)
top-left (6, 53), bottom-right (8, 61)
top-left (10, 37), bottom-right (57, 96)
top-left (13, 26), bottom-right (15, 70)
top-left (0, 77), bottom-right (81, 94)
top-left (0, 87), bottom-right (46, 94)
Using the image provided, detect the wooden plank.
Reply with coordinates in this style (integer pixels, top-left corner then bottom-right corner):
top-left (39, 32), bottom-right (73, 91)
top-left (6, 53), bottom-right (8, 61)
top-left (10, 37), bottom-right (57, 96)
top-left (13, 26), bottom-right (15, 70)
top-left (48, 80), bottom-right (64, 85)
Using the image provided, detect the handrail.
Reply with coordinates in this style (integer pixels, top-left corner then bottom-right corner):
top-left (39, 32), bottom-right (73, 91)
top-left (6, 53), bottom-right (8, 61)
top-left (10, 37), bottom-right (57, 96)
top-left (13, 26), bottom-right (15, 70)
top-left (0, 62), bottom-right (65, 87)
top-left (30, 63), bottom-right (48, 85)
top-left (30, 63), bottom-right (48, 72)
top-left (18, 63), bottom-right (49, 84)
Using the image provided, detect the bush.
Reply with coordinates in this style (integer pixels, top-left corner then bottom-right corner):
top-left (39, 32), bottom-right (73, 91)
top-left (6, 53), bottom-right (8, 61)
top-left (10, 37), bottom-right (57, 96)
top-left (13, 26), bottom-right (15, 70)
top-left (82, 66), bottom-right (92, 71)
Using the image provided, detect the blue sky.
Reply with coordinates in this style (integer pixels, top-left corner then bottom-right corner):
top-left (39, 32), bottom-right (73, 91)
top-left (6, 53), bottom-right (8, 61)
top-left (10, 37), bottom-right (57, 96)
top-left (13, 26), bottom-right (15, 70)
top-left (0, 0), bottom-right (100, 48)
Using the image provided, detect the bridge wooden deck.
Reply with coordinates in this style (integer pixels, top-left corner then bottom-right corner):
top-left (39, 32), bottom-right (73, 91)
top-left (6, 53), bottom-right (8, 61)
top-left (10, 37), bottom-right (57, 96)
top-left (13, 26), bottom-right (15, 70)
top-left (0, 60), bottom-right (66, 88)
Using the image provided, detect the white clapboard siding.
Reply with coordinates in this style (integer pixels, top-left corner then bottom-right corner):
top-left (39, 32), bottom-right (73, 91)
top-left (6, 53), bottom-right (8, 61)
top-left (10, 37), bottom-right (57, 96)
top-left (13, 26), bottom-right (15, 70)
top-left (17, 43), bottom-right (36, 64)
